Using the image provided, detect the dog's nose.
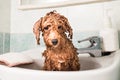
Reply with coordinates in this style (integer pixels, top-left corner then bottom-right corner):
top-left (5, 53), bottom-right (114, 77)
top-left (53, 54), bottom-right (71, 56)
top-left (52, 39), bottom-right (58, 45)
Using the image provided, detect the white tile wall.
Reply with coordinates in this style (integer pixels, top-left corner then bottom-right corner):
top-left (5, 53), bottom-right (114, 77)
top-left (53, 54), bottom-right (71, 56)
top-left (103, 0), bottom-right (120, 29)
top-left (11, 0), bottom-right (68, 33)
top-left (67, 3), bottom-right (104, 31)
top-left (7, 0), bottom-right (120, 33)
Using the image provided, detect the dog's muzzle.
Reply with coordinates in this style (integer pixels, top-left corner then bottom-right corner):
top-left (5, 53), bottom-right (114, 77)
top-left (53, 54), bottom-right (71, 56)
top-left (52, 39), bottom-right (58, 45)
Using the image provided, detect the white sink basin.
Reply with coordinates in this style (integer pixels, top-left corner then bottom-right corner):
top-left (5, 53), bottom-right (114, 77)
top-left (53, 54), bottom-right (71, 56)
top-left (0, 47), bottom-right (120, 80)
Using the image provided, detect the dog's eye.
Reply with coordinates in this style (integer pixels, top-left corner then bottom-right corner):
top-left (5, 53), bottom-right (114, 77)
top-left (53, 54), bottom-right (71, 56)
top-left (44, 26), bottom-right (49, 30)
top-left (58, 26), bottom-right (62, 29)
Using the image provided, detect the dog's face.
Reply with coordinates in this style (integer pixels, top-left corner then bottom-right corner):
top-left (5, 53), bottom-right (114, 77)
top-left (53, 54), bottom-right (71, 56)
top-left (33, 11), bottom-right (73, 48)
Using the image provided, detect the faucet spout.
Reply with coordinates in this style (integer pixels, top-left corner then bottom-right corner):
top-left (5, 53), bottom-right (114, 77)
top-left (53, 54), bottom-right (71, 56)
top-left (78, 36), bottom-right (101, 49)
top-left (77, 36), bottom-right (102, 57)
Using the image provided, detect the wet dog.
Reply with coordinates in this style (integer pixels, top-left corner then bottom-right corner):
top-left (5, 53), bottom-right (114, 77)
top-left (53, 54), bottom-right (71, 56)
top-left (33, 11), bottom-right (80, 71)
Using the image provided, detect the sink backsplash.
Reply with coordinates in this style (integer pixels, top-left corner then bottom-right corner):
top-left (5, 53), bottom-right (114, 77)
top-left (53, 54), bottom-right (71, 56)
top-left (73, 31), bottom-right (99, 49)
top-left (0, 31), bottom-right (99, 54)
top-left (0, 33), bottom-right (10, 54)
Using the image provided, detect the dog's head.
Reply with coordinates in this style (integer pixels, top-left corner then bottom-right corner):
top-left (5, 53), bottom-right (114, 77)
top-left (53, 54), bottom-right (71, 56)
top-left (33, 11), bottom-right (73, 47)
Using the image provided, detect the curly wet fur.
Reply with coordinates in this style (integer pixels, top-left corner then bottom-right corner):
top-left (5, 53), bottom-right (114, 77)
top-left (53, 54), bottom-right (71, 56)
top-left (33, 11), bottom-right (80, 71)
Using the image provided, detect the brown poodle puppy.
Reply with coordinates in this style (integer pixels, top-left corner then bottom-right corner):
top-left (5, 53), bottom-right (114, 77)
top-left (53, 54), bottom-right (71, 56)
top-left (33, 11), bottom-right (80, 71)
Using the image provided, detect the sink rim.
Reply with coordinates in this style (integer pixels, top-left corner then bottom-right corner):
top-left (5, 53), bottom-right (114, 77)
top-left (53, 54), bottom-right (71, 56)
top-left (0, 50), bottom-right (119, 74)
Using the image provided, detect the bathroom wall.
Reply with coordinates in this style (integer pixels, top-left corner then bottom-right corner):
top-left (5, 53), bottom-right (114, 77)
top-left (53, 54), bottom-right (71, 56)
top-left (0, 0), bottom-right (120, 53)
top-left (0, 0), bottom-right (11, 54)
top-left (9, 0), bottom-right (120, 52)
top-left (107, 1), bottom-right (120, 49)
top-left (10, 0), bottom-right (103, 52)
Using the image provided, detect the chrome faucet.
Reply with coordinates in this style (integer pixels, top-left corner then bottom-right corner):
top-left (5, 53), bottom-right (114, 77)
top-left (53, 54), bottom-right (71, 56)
top-left (78, 36), bottom-right (101, 49)
top-left (77, 36), bottom-right (102, 57)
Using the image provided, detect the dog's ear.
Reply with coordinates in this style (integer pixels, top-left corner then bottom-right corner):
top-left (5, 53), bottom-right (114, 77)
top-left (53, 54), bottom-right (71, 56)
top-left (65, 20), bottom-right (73, 39)
top-left (60, 15), bottom-right (73, 39)
top-left (33, 17), bottom-right (43, 45)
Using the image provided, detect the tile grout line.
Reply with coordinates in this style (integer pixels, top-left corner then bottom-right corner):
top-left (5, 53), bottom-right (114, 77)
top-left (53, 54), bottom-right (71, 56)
top-left (3, 33), bottom-right (5, 54)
